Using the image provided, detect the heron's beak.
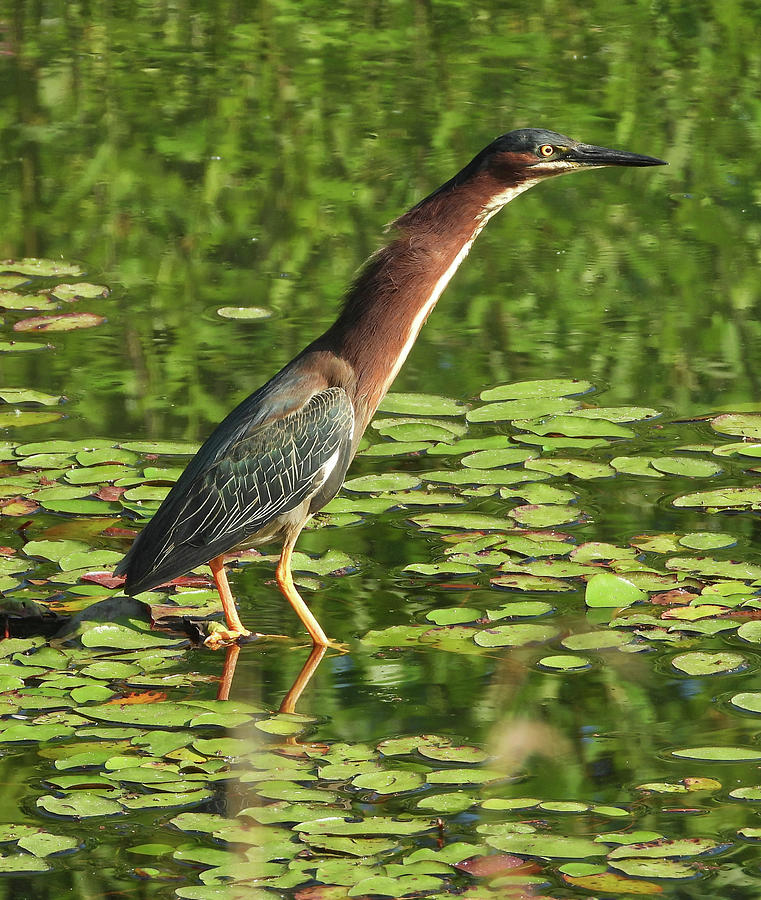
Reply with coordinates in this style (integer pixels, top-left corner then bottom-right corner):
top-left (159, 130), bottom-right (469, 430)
top-left (566, 143), bottom-right (667, 168)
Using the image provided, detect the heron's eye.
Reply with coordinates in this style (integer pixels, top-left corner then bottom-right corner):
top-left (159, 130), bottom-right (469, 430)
top-left (538, 144), bottom-right (555, 158)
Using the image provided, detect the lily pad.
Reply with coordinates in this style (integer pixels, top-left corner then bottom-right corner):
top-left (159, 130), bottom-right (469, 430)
top-left (651, 456), bottom-right (722, 477)
top-left (585, 573), bottom-right (645, 608)
top-left (729, 692), bottom-right (761, 714)
top-left (674, 486), bottom-right (761, 509)
top-left (473, 623), bottom-right (559, 647)
top-left (679, 532), bottom-right (735, 550)
top-left (1, 258), bottom-right (83, 277)
top-left (351, 770), bottom-right (425, 793)
top-left (537, 654), bottom-right (591, 672)
top-left (378, 392), bottom-right (465, 416)
top-left (520, 414), bottom-right (634, 439)
top-left (671, 652), bottom-right (746, 676)
top-left (672, 746), bottom-right (761, 762)
top-left (0, 388), bottom-right (62, 405)
top-left (51, 282), bottom-right (109, 300)
top-left (37, 792), bottom-right (123, 818)
top-left (216, 306), bottom-right (271, 319)
top-left (13, 313), bottom-right (105, 332)
top-left (467, 398), bottom-right (579, 423)
top-left (0, 409), bottom-right (62, 428)
top-left (712, 413), bottom-right (761, 439)
top-left (343, 473), bottom-right (421, 493)
top-left (480, 379), bottom-right (593, 401)
top-left (484, 832), bottom-right (604, 858)
top-left (461, 448), bottom-right (534, 468)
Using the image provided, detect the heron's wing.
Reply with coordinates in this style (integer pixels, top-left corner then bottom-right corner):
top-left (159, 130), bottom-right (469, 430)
top-left (117, 387), bottom-right (353, 593)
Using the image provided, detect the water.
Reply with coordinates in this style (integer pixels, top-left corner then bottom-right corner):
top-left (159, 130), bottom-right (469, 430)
top-left (2, 2), bottom-right (761, 898)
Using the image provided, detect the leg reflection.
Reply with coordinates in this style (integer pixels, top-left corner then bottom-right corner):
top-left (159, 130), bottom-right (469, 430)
top-left (280, 644), bottom-right (326, 714)
top-left (215, 642), bottom-right (326, 715)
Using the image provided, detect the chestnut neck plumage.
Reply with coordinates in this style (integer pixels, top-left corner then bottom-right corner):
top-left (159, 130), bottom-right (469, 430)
top-left (320, 166), bottom-right (538, 432)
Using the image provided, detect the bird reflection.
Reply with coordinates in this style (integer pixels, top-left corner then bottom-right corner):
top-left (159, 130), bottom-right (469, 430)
top-left (215, 642), bottom-right (326, 715)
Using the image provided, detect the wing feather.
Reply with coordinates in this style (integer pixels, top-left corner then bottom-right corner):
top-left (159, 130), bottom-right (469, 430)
top-left (118, 387), bottom-right (354, 594)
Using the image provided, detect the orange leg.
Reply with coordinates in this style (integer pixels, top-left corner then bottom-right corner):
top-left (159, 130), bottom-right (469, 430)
top-left (276, 539), bottom-right (329, 646)
top-left (204, 555), bottom-right (252, 649)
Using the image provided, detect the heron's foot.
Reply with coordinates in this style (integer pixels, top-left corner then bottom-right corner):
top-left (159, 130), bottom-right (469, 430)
top-left (203, 625), bottom-right (254, 650)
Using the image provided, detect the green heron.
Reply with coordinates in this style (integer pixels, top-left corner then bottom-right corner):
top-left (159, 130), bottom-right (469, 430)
top-left (116, 128), bottom-right (665, 648)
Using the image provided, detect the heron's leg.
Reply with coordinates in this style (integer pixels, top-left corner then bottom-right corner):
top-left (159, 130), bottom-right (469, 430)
top-left (204, 555), bottom-right (252, 649)
top-left (276, 537), bottom-right (329, 647)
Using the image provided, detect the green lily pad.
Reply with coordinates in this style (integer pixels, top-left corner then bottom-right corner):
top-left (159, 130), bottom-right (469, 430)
top-left (474, 623), bottom-right (558, 647)
top-left (729, 786), bottom-right (761, 800)
top-left (427, 435), bottom-right (514, 457)
top-left (343, 473), bottom-right (421, 493)
top-left (423, 468), bottom-right (543, 486)
top-left (674, 486), bottom-right (761, 509)
top-left (360, 441), bottom-right (432, 457)
top-left (299, 834), bottom-right (398, 856)
top-left (0, 388), bottom-right (62, 406)
top-left (416, 792), bottom-right (476, 813)
top-left (507, 504), bottom-right (580, 527)
top-left (608, 837), bottom-right (721, 859)
top-left (491, 573), bottom-right (575, 592)
top-left (679, 532), bottom-right (736, 550)
top-left (480, 379), bottom-right (593, 401)
top-left (13, 312), bottom-right (105, 332)
top-left (671, 651), bottom-right (746, 676)
top-left (610, 456), bottom-right (663, 477)
top-left (378, 392), bottom-right (465, 416)
top-left (461, 448), bottom-right (534, 468)
top-left (520, 414), bottom-right (634, 439)
top-left (651, 456), bottom-right (722, 477)
top-left (17, 832), bottom-right (80, 856)
top-left (216, 306), bottom-right (271, 319)
top-left (0, 291), bottom-right (57, 310)
top-left (0, 854), bottom-right (50, 873)
top-left (672, 746), bottom-right (761, 761)
top-left (485, 832), bottom-right (604, 858)
top-left (729, 692), bottom-right (761, 714)
top-left (295, 816), bottom-right (428, 836)
top-left (585, 573), bottom-right (645, 608)
top-left (487, 600), bottom-right (554, 620)
top-left (349, 874), bottom-right (442, 896)
top-left (571, 542), bottom-right (638, 563)
top-left (37, 792), bottom-right (123, 818)
top-left (467, 398), bottom-right (579, 423)
top-left (735, 620), bottom-right (761, 645)
top-left (118, 440), bottom-right (200, 455)
top-left (0, 409), bottom-right (62, 428)
top-left (0, 340), bottom-right (51, 353)
top-left (712, 413), bottom-right (761, 439)
top-left (425, 607), bottom-right (481, 625)
top-left (76, 701), bottom-right (197, 728)
top-left (50, 282), bottom-right (109, 300)
top-left (537, 654), bottom-right (592, 672)
top-left (562, 631), bottom-right (632, 651)
top-left (667, 557), bottom-right (761, 580)
top-left (351, 770), bottom-right (425, 793)
top-left (525, 458), bottom-right (616, 479)
top-left (568, 406), bottom-right (659, 422)
top-left (1, 258), bottom-right (83, 277)
top-left (410, 512), bottom-right (509, 531)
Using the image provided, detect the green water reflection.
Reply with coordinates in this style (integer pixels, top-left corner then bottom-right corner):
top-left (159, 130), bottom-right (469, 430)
top-left (2, 1), bottom-right (761, 898)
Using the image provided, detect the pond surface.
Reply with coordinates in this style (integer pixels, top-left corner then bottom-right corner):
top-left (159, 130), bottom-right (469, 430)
top-left (1, 3), bottom-right (761, 899)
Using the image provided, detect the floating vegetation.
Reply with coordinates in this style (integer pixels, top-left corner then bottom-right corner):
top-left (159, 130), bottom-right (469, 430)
top-left (1, 359), bottom-right (761, 895)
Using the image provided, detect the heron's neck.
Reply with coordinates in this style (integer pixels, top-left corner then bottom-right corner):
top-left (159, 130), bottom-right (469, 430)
top-left (325, 173), bottom-right (537, 428)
